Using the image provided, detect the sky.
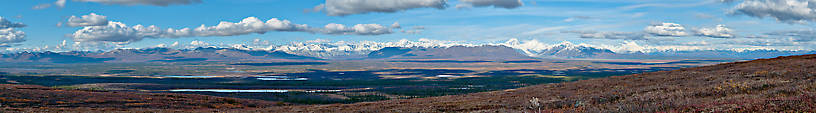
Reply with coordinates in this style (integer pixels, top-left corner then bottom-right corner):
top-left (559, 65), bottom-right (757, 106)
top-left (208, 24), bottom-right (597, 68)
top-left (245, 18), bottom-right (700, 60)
top-left (1, 0), bottom-right (816, 52)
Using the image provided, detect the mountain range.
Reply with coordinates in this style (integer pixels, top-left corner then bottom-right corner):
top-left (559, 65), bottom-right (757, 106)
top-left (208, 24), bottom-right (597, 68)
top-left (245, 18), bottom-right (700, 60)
top-left (272, 39), bottom-right (816, 60)
top-left (3, 40), bottom-right (816, 63)
top-left (367, 45), bottom-right (533, 60)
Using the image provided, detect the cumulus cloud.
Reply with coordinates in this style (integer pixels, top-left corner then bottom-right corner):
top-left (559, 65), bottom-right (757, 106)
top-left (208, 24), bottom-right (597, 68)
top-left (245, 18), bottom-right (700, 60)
top-left (693, 24), bottom-right (736, 38)
top-left (321, 0), bottom-right (447, 16)
top-left (155, 43), bottom-right (168, 47)
top-left (0, 28), bottom-right (26, 46)
top-left (188, 17), bottom-right (310, 37)
top-left (0, 17), bottom-right (27, 29)
top-left (563, 23), bottom-right (741, 40)
top-left (70, 16), bottom-right (397, 43)
top-left (0, 17), bottom-right (26, 47)
top-left (76, 0), bottom-right (202, 6)
top-left (391, 22), bottom-right (401, 29)
top-left (67, 13), bottom-right (109, 27)
top-left (319, 23), bottom-right (392, 35)
top-left (563, 30), bottom-right (649, 40)
top-left (190, 40), bottom-right (210, 47)
top-left (456, 0), bottom-right (523, 9)
top-left (70, 21), bottom-right (155, 42)
top-left (728, 0), bottom-right (816, 24)
top-left (644, 22), bottom-right (688, 36)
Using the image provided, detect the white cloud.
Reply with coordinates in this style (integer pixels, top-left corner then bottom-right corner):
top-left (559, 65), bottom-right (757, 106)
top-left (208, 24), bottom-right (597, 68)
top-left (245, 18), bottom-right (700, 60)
top-left (170, 41), bottom-right (180, 47)
top-left (70, 21), bottom-right (156, 42)
top-left (190, 40), bottom-right (210, 47)
top-left (67, 13), bottom-right (109, 27)
top-left (55, 0), bottom-right (66, 8)
top-left (32, 4), bottom-right (52, 10)
top-left (0, 17), bottom-right (26, 29)
top-left (391, 22), bottom-right (401, 29)
top-left (190, 17), bottom-right (309, 37)
top-left (321, 0), bottom-right (448, 16)
top-left (457, 0), bottom-right (523, 9)
top-left (32, 0), bottom-right (67, 10)
top-left (694, 24), bottom-right (735, 38)
top-left (319, 23), bottom-right (392, 35)
top-left (76, 0), bottom-right (202, 6)
top-left (729, 0), bottom-right (816, 24)
top-left (644, 22), bottom-right (688, 36)
top-left (70, 17), bottom-right (397, 43)
top-left (0, 28), bottom-right (26, 46)
top-left (155, 43), bottom-right (167, 47)
top-left (0, 17), bottom-right (26, 47)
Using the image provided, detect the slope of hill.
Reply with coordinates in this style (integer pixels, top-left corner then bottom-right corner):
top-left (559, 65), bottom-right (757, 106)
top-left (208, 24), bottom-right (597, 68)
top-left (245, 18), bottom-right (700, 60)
top-left (0, 84), bottom-right (278, 110)
top-left (251, 54), bottom-right (815, 112)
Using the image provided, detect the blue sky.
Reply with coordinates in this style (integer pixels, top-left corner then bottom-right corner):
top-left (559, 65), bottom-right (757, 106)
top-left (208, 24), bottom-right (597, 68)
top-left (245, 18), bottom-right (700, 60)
top-left (1, 0), bottom-right (815, 52)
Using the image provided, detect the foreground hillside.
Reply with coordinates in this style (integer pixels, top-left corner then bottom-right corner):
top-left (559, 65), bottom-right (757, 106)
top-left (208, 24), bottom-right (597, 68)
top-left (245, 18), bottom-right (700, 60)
top-left (257, 54), bottom-right (816, 112)
top-left (0, 84), bottom-right (278, 111)
top-left (2, 54), bottom-right (815, 112)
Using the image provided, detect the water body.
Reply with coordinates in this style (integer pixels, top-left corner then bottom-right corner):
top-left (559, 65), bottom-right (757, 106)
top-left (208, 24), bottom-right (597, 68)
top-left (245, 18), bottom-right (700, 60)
top-left (230, 62), bottom-right (329, 66)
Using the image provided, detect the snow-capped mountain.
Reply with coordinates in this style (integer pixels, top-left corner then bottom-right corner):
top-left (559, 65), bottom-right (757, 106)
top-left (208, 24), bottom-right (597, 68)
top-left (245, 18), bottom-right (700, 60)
top-left (500, 39), bottom-right (615, 58)
top-left (267, 38), bottom-right (617, 59)
top-left (267, 39), bottom-right (816, 59)
top-left (367, 45), bottom-right (534, 60)
top-left (271, 39), bottom-right (480, 59)
top-left (6, 38), bottom-right (815, 61)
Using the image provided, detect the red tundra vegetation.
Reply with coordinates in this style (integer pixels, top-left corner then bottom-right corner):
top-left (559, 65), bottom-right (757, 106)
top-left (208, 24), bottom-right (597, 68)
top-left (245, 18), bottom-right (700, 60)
top-left (0, 84), bottom-right (278, 112)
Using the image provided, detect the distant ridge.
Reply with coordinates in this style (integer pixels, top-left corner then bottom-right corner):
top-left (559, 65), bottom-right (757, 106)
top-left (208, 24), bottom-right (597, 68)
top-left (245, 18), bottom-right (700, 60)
top-left (366, 45), bottom-right (535, 60)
